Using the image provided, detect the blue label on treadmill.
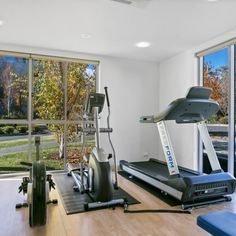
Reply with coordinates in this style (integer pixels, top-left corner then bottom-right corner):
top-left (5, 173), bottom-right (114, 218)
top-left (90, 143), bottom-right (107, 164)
top-left (165, 145), bottom-right (174, 168)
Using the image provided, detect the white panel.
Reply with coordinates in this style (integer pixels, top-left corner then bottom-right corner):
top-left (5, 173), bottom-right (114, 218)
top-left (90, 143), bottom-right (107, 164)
top-left (159, 51), bottom-right (198, 170)
top-left (99, 57), bottom-right (159, 164)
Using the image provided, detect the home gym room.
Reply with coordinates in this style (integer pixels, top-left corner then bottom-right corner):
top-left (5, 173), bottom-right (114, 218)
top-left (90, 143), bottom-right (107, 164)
top-left (1, 0), bottom-right (236, 235)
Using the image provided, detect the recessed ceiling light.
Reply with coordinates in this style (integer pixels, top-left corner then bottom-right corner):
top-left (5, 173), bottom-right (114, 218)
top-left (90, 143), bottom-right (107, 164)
top-left (81, 33), bottom-right (91, 39)
top-left (0, 20), bottom-right (4, 26)
top-left (207, 0), bottom-right (219, 2)
top-left (135, 41), bottom-right (151, 48)
top-left (111, 0), bottom-right (132, 5)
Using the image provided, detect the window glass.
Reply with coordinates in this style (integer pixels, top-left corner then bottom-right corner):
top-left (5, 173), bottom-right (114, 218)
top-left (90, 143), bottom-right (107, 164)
top-left (67, 63), bottom-right (96, 121)
top-left (203, 48), bottom-right (229, 173)
top-left (0, 124), bottom-right (30, 174)
top-left (33, 59), bottom-right (65, 120)
top-left (0, 56), bottom-right (28, 119)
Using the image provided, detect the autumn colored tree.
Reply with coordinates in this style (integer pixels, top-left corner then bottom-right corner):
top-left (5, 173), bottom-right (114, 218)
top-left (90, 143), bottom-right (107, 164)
top-left (33, 59), bottom-right (96, 158)
top-left (9, 72), bottom-right (28, 117)
top-left (216, 65), bottom-right (229, 117)
top-left (2, 63), bottom-right (14, 117)
top-left (0, 57), bottom-right (28, 119)
top-left (203, 63), bottom-right (229, 121)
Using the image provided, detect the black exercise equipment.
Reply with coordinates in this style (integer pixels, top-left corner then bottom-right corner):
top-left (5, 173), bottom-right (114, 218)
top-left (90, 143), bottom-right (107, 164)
top-left (16, 136), bottom-right (57, 227)
top-left (120, 86), bottom-right (236, 209)
top-left (67, 87), bottom-right (125, 211)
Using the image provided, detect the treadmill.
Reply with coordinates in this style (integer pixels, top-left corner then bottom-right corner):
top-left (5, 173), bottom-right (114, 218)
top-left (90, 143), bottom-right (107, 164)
top-left (120, 86), bottom-right (236, 209)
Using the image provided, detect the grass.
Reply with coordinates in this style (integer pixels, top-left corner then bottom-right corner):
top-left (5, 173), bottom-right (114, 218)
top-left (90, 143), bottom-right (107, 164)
top-left (0, 139), bottom-right (95, 175)
top-left (0, 135), bottom-right (56, 149)
top-left (0, 148), bottom-right (64, 174)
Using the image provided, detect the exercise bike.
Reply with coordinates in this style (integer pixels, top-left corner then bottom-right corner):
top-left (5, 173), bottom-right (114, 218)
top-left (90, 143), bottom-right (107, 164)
top-left (16, 136), bottom-right (57, 227)
top-left (67, 87), bottom-right (124, 211)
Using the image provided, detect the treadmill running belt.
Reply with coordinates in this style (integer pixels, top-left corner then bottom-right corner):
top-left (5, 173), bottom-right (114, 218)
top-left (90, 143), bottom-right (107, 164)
top-left (118, 171), bottom-right (180, 206)
top-left (129, 160), bottom-right (195, 180)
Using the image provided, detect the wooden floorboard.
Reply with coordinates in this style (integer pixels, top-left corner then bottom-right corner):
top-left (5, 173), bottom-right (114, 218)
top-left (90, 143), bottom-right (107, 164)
top-left (0, 175), bottom-right (236, 236)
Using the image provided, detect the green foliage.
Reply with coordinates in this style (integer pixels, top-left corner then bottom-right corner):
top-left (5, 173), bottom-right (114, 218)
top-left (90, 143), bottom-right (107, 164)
top-left (0, 127), bottom-right (4, 134)
top-left (16, 125), bottom-right (28, 134)
top-left (207, 114), bottom-right (219, 124)
top-left (218, 116), bottom-right (228, 124)
top-left (32, 124), bottom-right (47, 133)
top-left (207, 114), bottom-right (228, 124)
top-left (2, 126), bottom-right (14, 134)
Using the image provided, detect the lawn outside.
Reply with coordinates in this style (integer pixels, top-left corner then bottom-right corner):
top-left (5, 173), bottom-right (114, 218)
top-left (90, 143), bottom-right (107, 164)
top-left (0, 134), bottom-right (94, 174)
top-left (0, 134), bottom-right (55, 149)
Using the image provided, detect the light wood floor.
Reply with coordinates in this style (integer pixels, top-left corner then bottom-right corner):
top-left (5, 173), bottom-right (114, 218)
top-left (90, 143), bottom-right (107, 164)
top-left (0, 174), bottom-right (236, 236)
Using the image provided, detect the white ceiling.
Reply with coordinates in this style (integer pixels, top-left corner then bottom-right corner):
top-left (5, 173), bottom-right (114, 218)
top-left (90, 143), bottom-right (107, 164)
top-left (1, 0), bottom-right (236, 62)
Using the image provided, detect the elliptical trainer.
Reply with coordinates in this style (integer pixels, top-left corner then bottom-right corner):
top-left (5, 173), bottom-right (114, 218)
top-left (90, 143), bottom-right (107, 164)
top-left (67, 87), bottom-right (124, 210)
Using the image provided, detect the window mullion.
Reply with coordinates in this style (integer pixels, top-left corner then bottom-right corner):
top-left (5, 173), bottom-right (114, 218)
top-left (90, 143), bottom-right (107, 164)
top-left (228, 45), bottom-right (235, 175)
top-left (198, 56), bottom-right (204, 173)
top-left (28, 57), bottom-right (33, 161)
top-left (63, 62), bottom-right (68, 169)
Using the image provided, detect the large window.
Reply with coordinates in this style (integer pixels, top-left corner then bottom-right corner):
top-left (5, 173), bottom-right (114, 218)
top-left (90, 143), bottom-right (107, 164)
top-left (0, 52), bottom-right (97, 174)
top-left (199, 44), bottom-right (235, 177)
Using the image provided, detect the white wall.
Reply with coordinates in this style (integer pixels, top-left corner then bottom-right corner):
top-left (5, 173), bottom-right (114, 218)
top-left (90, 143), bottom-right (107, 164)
top-left (158, 51), bottom-right (198, 170)
top-left (158, 27), bottom-right (236, 171)
top-left (0, 43), bottom-right (160, 165)
top-left (99, 57), bottom-right (159, 164)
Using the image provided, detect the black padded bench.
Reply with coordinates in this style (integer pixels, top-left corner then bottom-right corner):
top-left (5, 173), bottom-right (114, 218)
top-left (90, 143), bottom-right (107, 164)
top-left (197, 211), bottom-right (236, 236)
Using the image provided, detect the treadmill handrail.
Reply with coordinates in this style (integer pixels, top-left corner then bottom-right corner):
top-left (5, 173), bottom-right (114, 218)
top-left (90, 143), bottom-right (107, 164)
top-left (197, 121), bottom-right (222, 172)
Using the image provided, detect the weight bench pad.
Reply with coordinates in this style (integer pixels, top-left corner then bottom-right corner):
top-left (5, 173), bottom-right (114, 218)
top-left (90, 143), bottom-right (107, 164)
top-left (197, 211), bottom-right (236, 236)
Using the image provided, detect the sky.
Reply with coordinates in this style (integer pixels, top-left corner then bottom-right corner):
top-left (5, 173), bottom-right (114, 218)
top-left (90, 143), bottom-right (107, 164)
top-left (203, 47), bottom-right (228, 70)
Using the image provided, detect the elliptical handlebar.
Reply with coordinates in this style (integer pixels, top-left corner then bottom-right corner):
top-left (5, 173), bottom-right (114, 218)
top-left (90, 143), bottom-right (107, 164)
top-left (104, 87), bottom-right (119, 189)
top-left (104, 86), bottom-right (110, 108)
top-left (79, 87), bottom-right (119, 189)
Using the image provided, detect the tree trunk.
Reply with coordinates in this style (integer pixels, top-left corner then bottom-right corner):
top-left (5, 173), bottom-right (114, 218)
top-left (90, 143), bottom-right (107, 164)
top-left (59, 134), bottom-right (64, 159)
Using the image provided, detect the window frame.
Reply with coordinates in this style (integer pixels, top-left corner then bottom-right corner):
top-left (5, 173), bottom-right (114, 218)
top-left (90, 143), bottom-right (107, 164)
top-left (197, 45), bottom-right (235, 175)
top-left (0, 51), bottom-right (99, 170)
